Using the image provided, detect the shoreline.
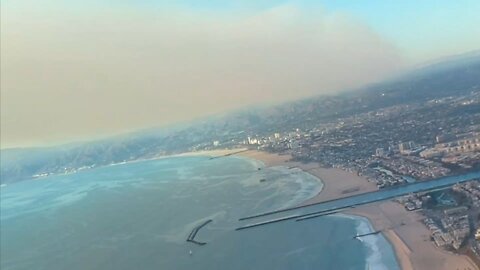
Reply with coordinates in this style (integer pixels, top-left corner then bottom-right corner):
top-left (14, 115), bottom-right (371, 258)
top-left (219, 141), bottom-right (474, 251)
top-left (217, 148), bottom-right (477, 270)
top-left (235, 149), bottom-right (378, 203)
top-left (348, 201), bottom-right (479, 270)
top-left (9, 147), bottom-right (478, 270)
top-left (173, 148), bottom-right (478, 270)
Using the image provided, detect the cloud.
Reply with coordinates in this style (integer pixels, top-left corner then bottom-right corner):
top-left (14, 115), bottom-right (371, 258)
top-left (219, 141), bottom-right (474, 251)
top-left (1, 2), bottom-right (404, 148)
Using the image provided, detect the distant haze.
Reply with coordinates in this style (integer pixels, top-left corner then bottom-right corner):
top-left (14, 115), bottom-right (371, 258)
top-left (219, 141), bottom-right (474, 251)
top-left (0, 2), bottom-right (451, 148)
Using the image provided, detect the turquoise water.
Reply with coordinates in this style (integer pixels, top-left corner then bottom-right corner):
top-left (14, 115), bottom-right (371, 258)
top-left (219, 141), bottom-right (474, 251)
top-left (0, 156), bottom-right (399, 270)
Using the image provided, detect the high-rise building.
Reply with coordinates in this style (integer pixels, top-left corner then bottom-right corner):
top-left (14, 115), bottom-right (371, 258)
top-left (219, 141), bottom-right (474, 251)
top-left (399, 141), bottom-right (416, 153)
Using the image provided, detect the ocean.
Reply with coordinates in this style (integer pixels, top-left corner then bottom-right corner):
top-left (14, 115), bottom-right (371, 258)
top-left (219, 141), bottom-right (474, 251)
top-left (0, 155), bottom-right (399, 270)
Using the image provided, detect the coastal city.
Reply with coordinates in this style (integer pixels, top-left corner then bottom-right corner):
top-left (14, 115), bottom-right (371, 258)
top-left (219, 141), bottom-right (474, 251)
top-left (3, 1), bottom-right (480, 270)
top-left (240, 91), bottom-right (480, 184)
top-left (3, 63), bottom-right (478, 269)
top-left (194, 89), bottom-right (480, 264)
top-left (398, 180), bottom-right (480, 260)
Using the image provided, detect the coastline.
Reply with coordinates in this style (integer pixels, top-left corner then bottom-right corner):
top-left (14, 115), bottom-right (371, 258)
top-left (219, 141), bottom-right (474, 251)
top-left (348, 201), bottom-right (479, 270)
top-left (236, 149), bottom-right (378, 203)
top-left (202, 148), bottom-right (478, 270)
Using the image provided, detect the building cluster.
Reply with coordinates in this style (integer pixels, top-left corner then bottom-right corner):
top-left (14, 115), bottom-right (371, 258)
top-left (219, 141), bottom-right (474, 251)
top-left (397, 190), bottom-right (473, 250)
top-left (397, 180), bottom-right (480, 258)
top-left (423, 210), bottom-right (470, 250)
top-left (358, 166), bottom-right (408, 189)
top-left (453, 181), bottom-right (480, 258)
top-left (396, 194), bottom-right (429, 211)
top-left (453, 181), bottom-right (480, 207)
top-left (421, 134), bottom-right (480, 169)
top-left (219, 92), bottom-right (479, 188)
top-left (378, 155), bottom-right (451, 180)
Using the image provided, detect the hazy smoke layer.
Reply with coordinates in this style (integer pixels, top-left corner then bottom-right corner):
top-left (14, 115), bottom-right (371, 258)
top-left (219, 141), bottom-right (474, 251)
top-left (1, 3), bottom-right (404, 147)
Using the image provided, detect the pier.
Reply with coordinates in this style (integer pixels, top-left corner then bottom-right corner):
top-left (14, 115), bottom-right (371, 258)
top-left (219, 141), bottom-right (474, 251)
top-left (353, 230), bottom-right (382, 239)
top-left (187, 219), bottom-right (212, 245)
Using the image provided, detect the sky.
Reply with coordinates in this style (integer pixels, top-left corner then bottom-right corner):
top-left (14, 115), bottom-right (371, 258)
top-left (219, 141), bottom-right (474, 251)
top-left (1, 0), bottom-right (479, 148)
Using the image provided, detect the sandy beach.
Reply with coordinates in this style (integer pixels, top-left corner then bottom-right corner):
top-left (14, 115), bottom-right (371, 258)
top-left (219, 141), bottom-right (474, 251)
top-left (237, 149), bottom-right (378, 204)
top-left (174, 148), bottom-right (250, 158)
top-left (349, 202), bottom-right (478, 270)
top-left (239, 149), bottom-right (478, 270)
top-left (184, 148), bottom-right (479, 270)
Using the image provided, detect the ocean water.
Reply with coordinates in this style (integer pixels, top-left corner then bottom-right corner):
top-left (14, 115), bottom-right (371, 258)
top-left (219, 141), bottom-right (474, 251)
top-left (0, 156), bottom-right (399, 270)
